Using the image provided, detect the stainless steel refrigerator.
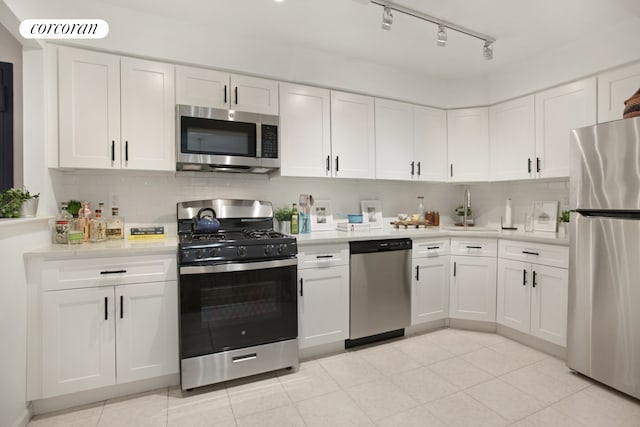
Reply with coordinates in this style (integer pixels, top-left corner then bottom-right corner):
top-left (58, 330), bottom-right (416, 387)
top-left (568, 116), bottom-right (640, 400)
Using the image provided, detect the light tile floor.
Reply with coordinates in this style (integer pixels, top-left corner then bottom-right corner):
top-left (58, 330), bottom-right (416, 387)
top-left (28, 328), bottom-right (640, 427)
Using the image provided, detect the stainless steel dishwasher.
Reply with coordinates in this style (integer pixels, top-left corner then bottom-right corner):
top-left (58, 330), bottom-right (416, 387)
top-left (347, 238), bottom-right (412, 347)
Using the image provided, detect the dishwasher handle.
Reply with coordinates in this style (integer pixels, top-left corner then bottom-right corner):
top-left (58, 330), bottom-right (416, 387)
top-left (350, 238), bottom-right (412, 254)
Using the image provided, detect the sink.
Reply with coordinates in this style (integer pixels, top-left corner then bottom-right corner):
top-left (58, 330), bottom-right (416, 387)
top-left (441, 226), bottom-right (498, 232)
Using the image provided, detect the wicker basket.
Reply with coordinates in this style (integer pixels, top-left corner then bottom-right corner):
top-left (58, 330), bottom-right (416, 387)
top-left (623, 88), bottom-right (640, 119)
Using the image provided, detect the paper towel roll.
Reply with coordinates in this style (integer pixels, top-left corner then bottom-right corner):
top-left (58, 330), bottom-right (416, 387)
top-left (504, 198), bottom-right (513, 228)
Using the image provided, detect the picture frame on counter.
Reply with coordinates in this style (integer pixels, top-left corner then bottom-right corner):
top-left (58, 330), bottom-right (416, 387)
top-left (533, 200), bottom-right (559, 232)
top-left (361, 199), bottom-right (383, 229)
top-left (310, 199), bottom-right (334, 231)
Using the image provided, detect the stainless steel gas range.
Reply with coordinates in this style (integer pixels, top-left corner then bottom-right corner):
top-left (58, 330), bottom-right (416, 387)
top-left (177, 199), bottom-right (299, 390)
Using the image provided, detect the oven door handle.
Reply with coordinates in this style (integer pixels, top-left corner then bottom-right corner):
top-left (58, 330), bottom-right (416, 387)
top-left (180, 258), bottom-right (298, 275)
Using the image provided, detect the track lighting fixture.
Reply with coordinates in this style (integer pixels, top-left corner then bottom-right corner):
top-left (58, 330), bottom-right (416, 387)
top-left (483, 40), bottom-right (493, 60)
top-left (381, 7), bottom-right (393, 31)
top-left (436, 24), bottom-right (447, 47)
top-left (354, 0), bottom-right (496, 59)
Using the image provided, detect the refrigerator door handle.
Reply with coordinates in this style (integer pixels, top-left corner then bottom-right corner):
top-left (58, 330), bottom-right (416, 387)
top-left (575, 209), bottom-right (640, 219)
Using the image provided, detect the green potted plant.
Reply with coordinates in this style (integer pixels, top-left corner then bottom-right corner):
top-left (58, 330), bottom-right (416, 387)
top-left (0, 187), bottom-right (40, 218)
top-left (274, 207), bottom-right (292, 234)
top-left (559, 209), bottom-right (571, 237)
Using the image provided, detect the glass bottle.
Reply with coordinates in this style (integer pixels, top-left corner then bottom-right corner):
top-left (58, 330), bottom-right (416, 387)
top-left (54, 202), bottom-right (72, 244)
top-left (107, 207), bottom-right (124, 240)
top-left (77, 201), bottom-right (93, 243)
top-left (290, 203), bottom-right (299, 235)
top-left (417, 196), bottom-right (425, 222)
top-left (91, 203), bottom-right (107, 242)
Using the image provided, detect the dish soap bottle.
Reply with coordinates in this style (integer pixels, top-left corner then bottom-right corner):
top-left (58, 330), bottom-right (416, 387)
top-left (107, 207), bottom-right (124, 240)
top-left (290, 203), bottom-right (299, 235)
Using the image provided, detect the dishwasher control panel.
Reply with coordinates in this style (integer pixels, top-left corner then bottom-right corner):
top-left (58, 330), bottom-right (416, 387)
top-left (350, 238), bottom-right (412, 254)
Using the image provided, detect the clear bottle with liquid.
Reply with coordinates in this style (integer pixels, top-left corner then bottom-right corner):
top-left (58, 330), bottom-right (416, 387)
top-left (107, 207), bottom-right (124, 240)
top-left (77, 201), bottom-right (93, 243)
top-left (91, 203), bottom-right (108, 242)
top-left (290, 203), bottom-right (299, 235)
top-left (54, 202), bottom-right (72, 244)
top-left (417, 196), bottom-right (425, 222)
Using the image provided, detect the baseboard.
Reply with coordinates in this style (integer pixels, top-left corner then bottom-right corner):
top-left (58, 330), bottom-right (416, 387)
top-left (10, 406), bottom-right (31, 427)
top-left (496, 325), bottom-right (566, 359)
top-left (31, 374), bottom-right (179, 416)
top-left (449, 318), bottom-right (497, 333)
top-left (299, 341), bottom-right (345, 361)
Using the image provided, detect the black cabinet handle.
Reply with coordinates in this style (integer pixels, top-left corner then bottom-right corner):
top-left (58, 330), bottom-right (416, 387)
top-left (104, 297), bottom-right (108, 320)
top-left (527, 158), bottom-right (532, 173)
top-left (523, 269), bottom-right (527, 286)
top-left (427, 246), bottom-right (440, 250)
top-left (532, 271), bottom-right (537, 288)
top-left (111, 141), bottom-right (115, 162)
top-left (234, 86), bottom-right (238, 105)
top-left (450, 164), bottom-right (453, 177)
top-left (411, 161), bottom-right (415, 176)
top-left (316, 255), bottom-right (333, 259)
top-left (417, 161), bottom-right (421, 176)
top-left (415, 265), bottom-right (420, 281)
top-left (466, 245), bottom-right (482, 249)
top-left (453, 261), bottom-right (457, 277)
top-left (522, 251), bottom-right (539, 256)
top-left (299, 278), bottom-right (304, 296)
top-left (326, 155), bottom-right (330, 172)
top-left (100, 269), bottom-right (127, 275)
top-left (536, 157), bottom-right (541, 173)
top-left (120, 295), bottom-right (124, 319)
top-left (125, 141), bottom-right (129, 162)
top-left (224, 84), bottom-right (227, 104)
top-left (335, 156), bottom-right (339, 172)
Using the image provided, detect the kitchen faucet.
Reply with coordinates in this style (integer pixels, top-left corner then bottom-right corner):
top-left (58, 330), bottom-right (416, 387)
top-left (463, 188), bottom-right (471, 229)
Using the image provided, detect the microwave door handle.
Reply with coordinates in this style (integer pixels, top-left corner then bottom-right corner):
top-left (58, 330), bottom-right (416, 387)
top-left (256, 123), bottom-right (262, 158)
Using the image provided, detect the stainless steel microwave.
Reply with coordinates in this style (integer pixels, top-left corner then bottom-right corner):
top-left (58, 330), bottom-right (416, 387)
top-left (176, 104), bottom-right (279, 173)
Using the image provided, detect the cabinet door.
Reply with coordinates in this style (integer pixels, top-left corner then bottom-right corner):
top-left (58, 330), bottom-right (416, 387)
top-left (298, 265), bottom-right (349, 349)
top-left (413, 105), bottom-right (448, 181)
top-left (42, 287), bottom-right (115, 397)
top-left (116, 281), bottom-right (179, 383)
top-left (597, 62), bottom-right (640, 123)
top-left (489, 95), bottom-right (535, 181)
top-left (58, 47), bottom-right (120, 169)
top-left (279, 83), bottom-right (331, 177)
top-left (120, 57), bottom-right (175, 171)
top-left (535, 78), bottom-right (596, 179)
top-left (375, 98), bottom-right (414, 180)
top-left (331, 91), bottom-right (375, 179)
top-left (447, 108), bottom-right (489, 182)
top-left (175, 65), bottom-right (229, 109)
top-left (530, 265), bottom-right (568, 347)
top-left (449, 256), bottom-right (497, 322)
top-left (412, 256), bottom-right (450, 325)
top-left (496, 259), bottom-right (530, 333)
top-left (231, 74), bottom-right (279, 115)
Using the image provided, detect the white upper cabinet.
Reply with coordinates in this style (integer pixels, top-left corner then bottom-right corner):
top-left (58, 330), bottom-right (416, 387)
top-left (414, 105), bottom-right (448, 181)
top-left (57, 47), bottom-right (175, 171)
top-left (375, 99), bottom-right (414, 180)
top-left (535, 78), bottom-right (596, 179)
top-left (489, 95), bottom-right (535, 181)
top-left (330, 91), bottom-right (375, 179)
top-left (279, 83), bottom-right (331, 177)
top-left (375, 100), bottom-right (447, 181)
top-left (58, 47), bottom-right (121, 169)
top-left (120, 57), bottom-right (175, 171)
top-left (597, 62), bottom-right (640, 123)
top-left (175, 65), bottom-right (278, 115)
top-left (447, 108), bottom-right (489, 182)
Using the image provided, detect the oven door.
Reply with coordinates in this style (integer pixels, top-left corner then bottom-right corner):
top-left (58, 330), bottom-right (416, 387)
top-left (178, 258), bottom-right (298, 360)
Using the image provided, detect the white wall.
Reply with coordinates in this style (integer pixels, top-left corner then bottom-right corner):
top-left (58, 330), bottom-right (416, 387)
top-left (0, 21), bottom-right (22, 187)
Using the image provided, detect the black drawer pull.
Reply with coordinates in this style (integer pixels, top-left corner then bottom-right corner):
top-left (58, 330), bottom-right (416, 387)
top-left (411, 161), bottom-right (415, 176)
top-left (453, 261), bottom-right (457, 277)
top-left (224, 84), bottom-right (227, 104)
top-left (326, 155), bottom-right (330, 172)
top-left (120, 295), bottom-right (124, 319)
top-left (466, 246), bottom-right (482, 249)
top-left (415, 265), bottom-right (420, 281)
top-left (300, 278), bottom-right (304, 296)
top-left (316, 255), bottom-right (334, 259)
top-left (417, 161), bottom-right (421, 176)
top-left (523, 269), bottom-right (527, 286)
top-left (527, 158), bottom-right (532, 173)
top-left (522, 251), bottom-right (539, 256)
top-left (100, 269), bottom-right (127, 275)
top-left (104, 297), bottom-right (108, 320)
top-left (532, 270), bottom-right (538, 288)
top-left (427, 246), bottom-right (440, 250)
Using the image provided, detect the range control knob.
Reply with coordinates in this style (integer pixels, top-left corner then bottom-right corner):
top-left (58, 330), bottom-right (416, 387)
top-left (195, 249), bottom-right (203, 259)
top-left (237, 246), bottom-right (247, 256)
top-left (277, 244), bottom-right (285, 254)
top-left (209, 248), bottom-right (219, 258)
top-left (264, 244), bottom-right (274, 255)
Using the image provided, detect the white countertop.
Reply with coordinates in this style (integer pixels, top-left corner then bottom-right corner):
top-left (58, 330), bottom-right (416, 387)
top-left (25, 237), bottom-right (179, 260)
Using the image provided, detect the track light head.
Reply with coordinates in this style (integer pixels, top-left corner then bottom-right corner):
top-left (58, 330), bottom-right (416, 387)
top-left (437, 24), bottom-right (447, 47)
top-left (483, 40), bottom-right (493, 60)
top-left (381, 7), bottom-right (393, 31)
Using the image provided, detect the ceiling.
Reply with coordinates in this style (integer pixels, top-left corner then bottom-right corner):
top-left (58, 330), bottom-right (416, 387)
top-left (91, 0), bottom-right (639, 79)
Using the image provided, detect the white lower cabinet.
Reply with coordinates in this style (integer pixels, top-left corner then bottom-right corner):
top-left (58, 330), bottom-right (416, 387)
top-left (497, 240), bottom-right (569, 347)
top-left (297, 245), bottom-right (349, 349)
top-left (449, 238), bottom-right (497, 322)
top-left (411, 239), bottom-right (450, 325)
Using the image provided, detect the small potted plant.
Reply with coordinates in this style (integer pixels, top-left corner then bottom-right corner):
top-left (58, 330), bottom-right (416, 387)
top-left (0, 187), bottom-right (40, 218)
top-left (274, 207), bottom-right (292, 235)
top-left (559, 209), bottom-right (571, 237)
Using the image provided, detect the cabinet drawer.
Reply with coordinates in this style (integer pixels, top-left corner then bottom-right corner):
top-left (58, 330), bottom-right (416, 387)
top-left (412, 238), bottom-right (450, 258)
top-left (498, 240), bottom-right (568, 269)
top-left (42, 254), bottom-right (177, 291)
top-left (298, 244), bottom-right (349, 269)
top-left (450, 238), bottom-right (497, 257)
